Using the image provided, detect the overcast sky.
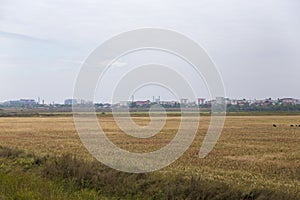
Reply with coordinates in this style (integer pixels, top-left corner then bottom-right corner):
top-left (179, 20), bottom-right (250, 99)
top-left (0, 0), bottom-right (300, 103)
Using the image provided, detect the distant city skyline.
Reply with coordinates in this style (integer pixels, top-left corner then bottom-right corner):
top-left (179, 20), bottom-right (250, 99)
top-left (1, 96), bottom-right (300, 105)
top-left (1, 1), bottom-right (300, 103)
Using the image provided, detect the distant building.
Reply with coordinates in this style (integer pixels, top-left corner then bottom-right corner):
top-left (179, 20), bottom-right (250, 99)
top-left (119, 101), bottom-right (130, 107)
top-left (20, 99), bottom-right (36, 105)
top-left (135, 100), bottom-right (151, 107)
top-left (197, 98), bottom-right (206, 105)
top-left (224, 98), bottom-right (232, 105)
top-left (216, 97), bottom-right (225, 104)
top-left (228, 99), bottom-right (250, 106)
top-left (159, 101), bottom-right (177, 106)
top-left (262, 98), bottom-right (276, 106)
top-left (188, 101), bottom-right (197, 107)
top-left (180, 98), bottom-right (188, 105)
top-left (279, 98), bottom-right (299, 105)
top-left (64, 99), bottom-right (79, 105)
top-left (3, 99), bottom-right (37, 107)
top-left (229, 99), bottom-right (237, 105)
top-left (103, 103), bottom-right (111, 108)
top-left (155, 96), bottom-right (161, 104)
top-left (205, 99), bottom-right (215, 105)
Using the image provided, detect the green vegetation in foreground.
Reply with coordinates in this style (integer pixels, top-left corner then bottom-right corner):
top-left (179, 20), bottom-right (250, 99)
top-left (0, 146), bottom-right (298, 200)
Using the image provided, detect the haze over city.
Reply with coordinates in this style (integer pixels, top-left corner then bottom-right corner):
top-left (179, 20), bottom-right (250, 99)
top-left (1, 0), bottom-right (300, 103)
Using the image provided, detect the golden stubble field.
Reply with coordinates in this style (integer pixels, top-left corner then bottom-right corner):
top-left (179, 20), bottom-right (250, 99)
top-left (0, 115), bottom-right (299, 196)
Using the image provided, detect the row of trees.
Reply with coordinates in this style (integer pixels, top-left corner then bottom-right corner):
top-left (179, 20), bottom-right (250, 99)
top-left (226, 104), bottom-right (300, 112)
top-left (128, 102), bottom-right (300, 112)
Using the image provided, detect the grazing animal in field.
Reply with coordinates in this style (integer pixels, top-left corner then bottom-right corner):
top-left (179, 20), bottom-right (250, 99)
top-left (273, 124), bottom-right (277, 127)
top-left (291, 125), bottom-right (294, 127)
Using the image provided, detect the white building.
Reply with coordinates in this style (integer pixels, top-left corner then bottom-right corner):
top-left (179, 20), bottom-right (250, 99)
top-left (180, 98), bottom-right (188, 105)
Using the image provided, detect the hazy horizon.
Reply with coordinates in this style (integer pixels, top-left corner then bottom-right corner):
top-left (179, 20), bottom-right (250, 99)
top-left (1, 95), bottom-right (299, 105)
top-left (1, 0), bottom-right (300, 104)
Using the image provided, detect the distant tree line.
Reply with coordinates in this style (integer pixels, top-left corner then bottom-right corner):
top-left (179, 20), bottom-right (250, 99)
top-left (224, 104), bottom-right (300, 112)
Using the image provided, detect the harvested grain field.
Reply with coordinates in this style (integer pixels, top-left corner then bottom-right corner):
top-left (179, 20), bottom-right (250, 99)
top-left (0, 115), bottom-right (299, 198)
